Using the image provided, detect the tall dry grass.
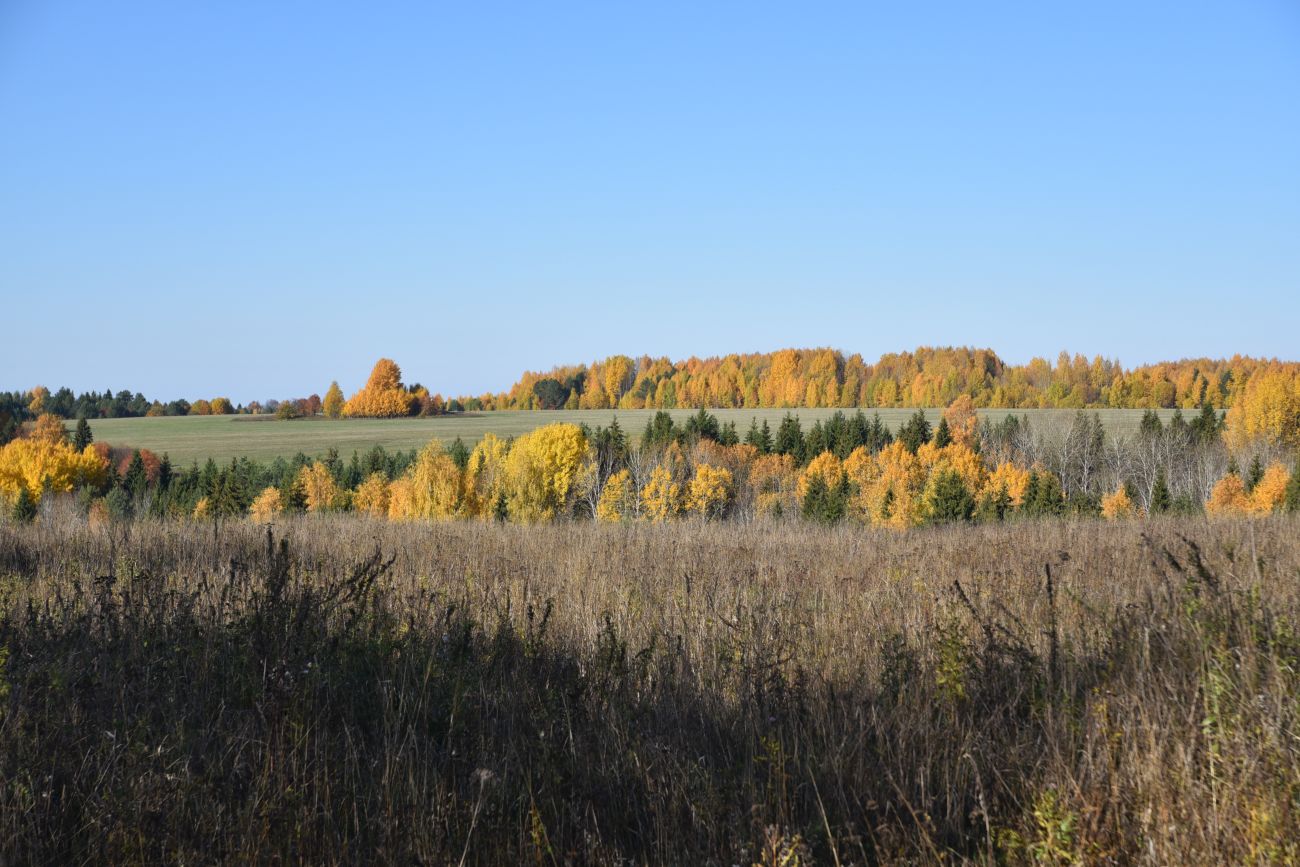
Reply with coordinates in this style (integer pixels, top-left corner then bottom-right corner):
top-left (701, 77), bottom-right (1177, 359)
top-left (1, 514), bottom-right (1298, 863)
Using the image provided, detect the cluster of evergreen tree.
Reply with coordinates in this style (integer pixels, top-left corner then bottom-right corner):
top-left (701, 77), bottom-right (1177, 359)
top-left (745, 410), bottom-right (897, 461)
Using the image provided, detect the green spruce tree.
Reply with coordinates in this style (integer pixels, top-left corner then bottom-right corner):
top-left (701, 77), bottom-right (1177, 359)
top-left (775, 413), bottom-right (804, 460)
top-left (898, 410), bottom-right (932, 454)
top-left (12, 487), bottom-right (37, 523)
top-left (72, 417), bottom-right (93, 451)
top-left (974, 484), bottom-right (1011, 523)
top-left (1246, 455), bottom-right (1264, 492)
top-left (932, 417), bottom-right (952, 448)
top-left (1150, 468), bottom-right (1172, 514)
top-left (927, 469), bottom-right (973, 523)
top-left (1285, 462), bottom-right (1300, 513)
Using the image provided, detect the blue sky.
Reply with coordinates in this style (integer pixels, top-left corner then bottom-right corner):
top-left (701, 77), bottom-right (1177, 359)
top-left (3, 1), bottom-right (1298, 402)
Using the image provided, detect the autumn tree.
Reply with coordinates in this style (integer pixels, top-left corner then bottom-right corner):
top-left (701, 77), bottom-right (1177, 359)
top-left (943, 394), bottom-right (979, 448)
top-left (1101, 485), bottom-right (1136, 520)
top-left (323, 381), bottom-right (345, 418)
top-left (344, 358), bottom-right (415, 418)
top-left (974, 484), bottom-right (1011, 523)
top-left (685, 464), bottom-right (733, 519)
top-left (602, 356), bottom-right (635, 405)
top-left (387, 442), bottom-right (462, 520)
top-left (463, 433), bottom-right (510, 519)
top-left (248, 486), bottom-right (284, 522)
top-left (0, 435), bottom-right (108, 503)
top-left (640, 464), bottom-right (685, 522)
top-left (1206, 473), bottom-right (1251, 516)
top-left (31, 413), bottom-right (68, 446)
top-left (295, 462), bottom-right (343, 513)
top-left (1225, 367), bottom-right (1300, 450)
top-left (351, 472), bottom-right (391, 517)
top-left (501, 423), bottom-right (588, 522)
top-left (1250, 463), bottom-right (1291, 514)
top-left (190, 399), bottom-right (212, 416)
top-left (210, 397), bottom-right (234, 415)
top-left (596, 469), bottom-right (636, 522)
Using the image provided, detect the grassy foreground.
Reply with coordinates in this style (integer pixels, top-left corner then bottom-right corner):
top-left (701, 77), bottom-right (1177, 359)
top-left (75, 407), bottom-right (1187, 464)
top-left (1, 515), bottom-right (1298, 863)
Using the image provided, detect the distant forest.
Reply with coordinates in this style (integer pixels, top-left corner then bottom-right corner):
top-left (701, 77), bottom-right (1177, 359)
top-left (7, 348), bottom-right (1300, 436)
top-left (469, 346), bottom-right (1296, 413)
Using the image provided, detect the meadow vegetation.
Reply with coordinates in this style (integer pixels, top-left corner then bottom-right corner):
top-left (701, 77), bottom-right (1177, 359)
top-left (1, 515), bottom-right (1298, 863)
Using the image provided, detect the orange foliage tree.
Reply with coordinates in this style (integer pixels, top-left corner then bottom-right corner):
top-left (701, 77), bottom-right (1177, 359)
top-left (343, 359), bottom-right (415, 418)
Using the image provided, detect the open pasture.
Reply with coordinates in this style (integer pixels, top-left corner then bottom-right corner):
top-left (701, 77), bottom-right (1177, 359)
top-left (72, 407), bottom-right (1190, 464)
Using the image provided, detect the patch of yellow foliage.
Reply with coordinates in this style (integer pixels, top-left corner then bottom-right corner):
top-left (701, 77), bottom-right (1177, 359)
top-left (1100, 486), bottom-right (1136, 520)
top-left (351, 472), bottom-right (390, 517)
top-left (1250, 463), bottom-right (1291, 514)
top-left (596, 469), bottom-right (635, 522)
top-left (0, 435), bottom-right (108, 503)
top-left (296, 462), bottom-right (343, 513)
top-left (685, 464), bottom-right (733, 519)
top-left (501, 424), bottom-right (588, 523)
top-left (388, 443), bottom-right (462, 520)
top-left (1206, 474), bottom-right (1251, 516)
top-left (343, 358), bottom-right (415, 418)
top-left (248, 486), bottom-right (284, 522)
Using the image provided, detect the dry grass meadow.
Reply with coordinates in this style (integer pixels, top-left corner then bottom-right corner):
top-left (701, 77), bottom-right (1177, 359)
top-left (2, 514), bottom-right (1299, 863)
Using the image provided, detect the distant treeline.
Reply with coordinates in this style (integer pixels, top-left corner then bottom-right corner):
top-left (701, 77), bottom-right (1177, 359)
top-left (468, 346), bottom-right (1299, 413)
top-left (0, 389), bottom-right (328, 444)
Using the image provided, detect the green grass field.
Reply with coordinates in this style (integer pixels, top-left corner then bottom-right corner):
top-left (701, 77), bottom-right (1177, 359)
top-left (69, 407), bottom-right (1190, 464)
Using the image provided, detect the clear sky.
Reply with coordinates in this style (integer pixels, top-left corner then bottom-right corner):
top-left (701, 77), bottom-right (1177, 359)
top-left (3, 1), bottom-right (1298, 402)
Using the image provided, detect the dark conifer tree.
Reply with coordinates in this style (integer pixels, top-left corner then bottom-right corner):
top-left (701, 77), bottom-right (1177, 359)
top-left (1150, 468), bottom-right (1172, 514)
top-left (448, 438), bottom-right (471, 472)
top-left (1191, 403), bottom-right (1223, 443)
top-left (803, 421), bottom-right (828, 460)
top-left (124, 451), bottom-right (148, 502)
top-left (684, 408), bottom-right (720, 442)
top-left (775, 414), bottom-right (804, 460)
top-left (12, 487), bottom-right (37, 523)
top-left (927, 469), bottom-right (973, 523)
top-left (1285, 462), bottom-right (1300, 513)
top-left (898, 410), bottom-right (932, 454)
top-left (1246, 455), bottom-right (1264, 492)
top-left (72, 417), bottom-right (93, 451)
top-left (1139, 409), bottom-right (1163, 437)
top-left (157, 454), bottom-right (173, 492)
top-left (974, 484), bottom-right (1010, 523)
top-left (933, 417), bottom-right (952, 448)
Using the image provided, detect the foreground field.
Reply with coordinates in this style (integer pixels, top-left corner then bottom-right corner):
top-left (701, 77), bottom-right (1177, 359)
top-left (1, 515), bottom-right (1298, 863)
top-left (75, 407), bottom-right (1189, 464)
